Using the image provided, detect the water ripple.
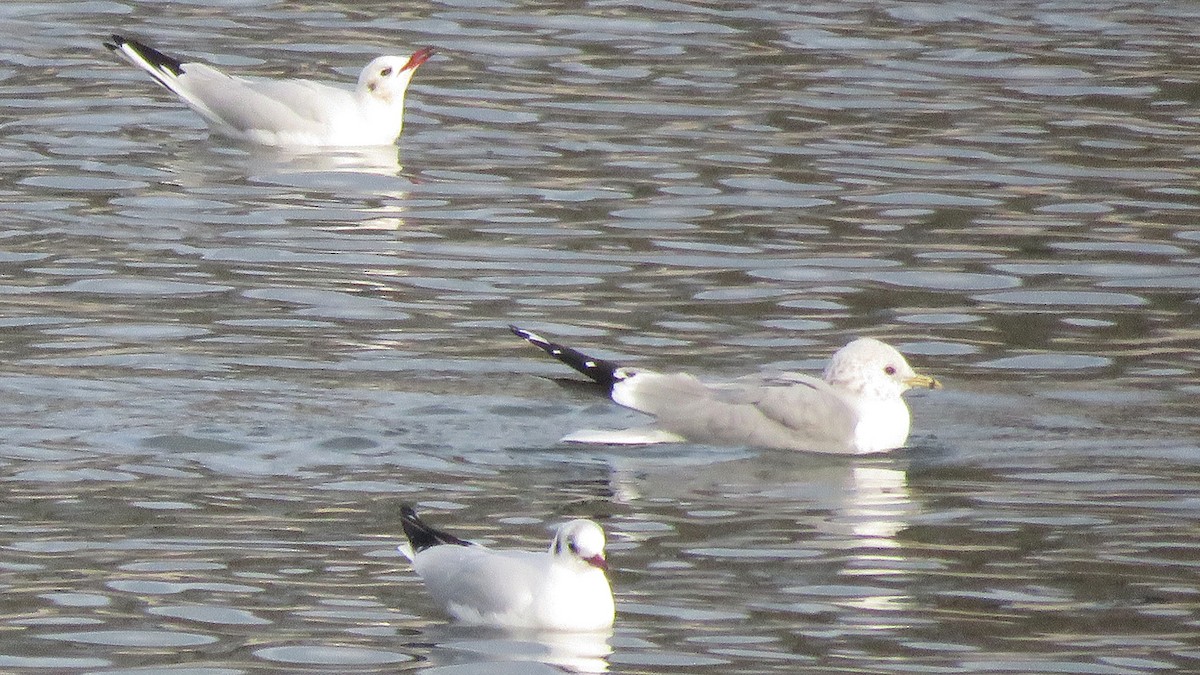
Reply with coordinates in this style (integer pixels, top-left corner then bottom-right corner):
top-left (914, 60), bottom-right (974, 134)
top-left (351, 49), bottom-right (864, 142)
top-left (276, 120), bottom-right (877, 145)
top-left (2, 1), bottom-right (1199, 673)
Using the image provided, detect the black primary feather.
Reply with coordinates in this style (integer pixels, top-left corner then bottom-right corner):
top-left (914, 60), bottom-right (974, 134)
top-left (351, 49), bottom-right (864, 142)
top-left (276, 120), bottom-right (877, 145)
top-left (400, 505), bottom-right (471, 553)
top-left (510, 325), bottom-right (622, 392)
top-left (105, 34), bottom-right (185, 78)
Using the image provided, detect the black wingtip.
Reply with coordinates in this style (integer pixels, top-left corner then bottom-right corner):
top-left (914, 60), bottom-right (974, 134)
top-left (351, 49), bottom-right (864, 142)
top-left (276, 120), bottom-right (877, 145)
top-left (105, 34), bottom-right (185, 77)
top-left (400, 505), bottom-right (470, 553)
top-left (105, 33), bottom-right (132, 52)
top-left (510, 325), bottom-right (622, 392)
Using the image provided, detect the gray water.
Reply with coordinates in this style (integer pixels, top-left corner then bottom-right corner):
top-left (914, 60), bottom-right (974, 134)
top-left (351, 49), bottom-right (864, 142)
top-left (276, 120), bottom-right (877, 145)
top-left (2, 0), bottom-right (1199, 672)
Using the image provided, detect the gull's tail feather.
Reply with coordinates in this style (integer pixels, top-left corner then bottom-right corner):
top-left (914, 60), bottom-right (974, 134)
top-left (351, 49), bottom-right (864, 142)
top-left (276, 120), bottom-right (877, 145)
top-left (400, 505), bottom-right (470, 556)
top-left (510, 325), bottom-right (622, 392)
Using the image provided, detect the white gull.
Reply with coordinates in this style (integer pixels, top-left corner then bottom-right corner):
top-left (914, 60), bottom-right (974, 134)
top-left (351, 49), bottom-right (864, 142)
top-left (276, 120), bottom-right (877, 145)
top-left (511, 325), bottom-right (941, 454)
top-left (398, 505), bottom-right (615, 632)
top-left (104, 34), bottom-right (435, 146)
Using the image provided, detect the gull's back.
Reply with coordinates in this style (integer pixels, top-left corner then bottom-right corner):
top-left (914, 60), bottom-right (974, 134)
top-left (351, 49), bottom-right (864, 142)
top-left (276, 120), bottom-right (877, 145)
top-left (173, 66), bottom-right (362, 144)
top-left (412, 545), bottom-right (541, 626)
top-left (613, 370), bottom-right (862, 453)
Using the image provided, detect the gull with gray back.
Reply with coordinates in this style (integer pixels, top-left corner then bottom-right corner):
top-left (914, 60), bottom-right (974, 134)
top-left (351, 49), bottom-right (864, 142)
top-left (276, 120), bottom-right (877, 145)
top-left (104, 34), bottom-right (435, 146)
top-left (398, 505), bottom-right (615, 632)
top-left (511, 325), bottom-right (941, 454)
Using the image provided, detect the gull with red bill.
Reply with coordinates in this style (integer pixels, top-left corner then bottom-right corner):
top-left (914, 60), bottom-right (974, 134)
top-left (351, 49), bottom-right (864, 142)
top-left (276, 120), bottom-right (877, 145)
top-left (104, 34), bottom-right (435, 146)
top-left (397, 505), bottom-right (615, 632)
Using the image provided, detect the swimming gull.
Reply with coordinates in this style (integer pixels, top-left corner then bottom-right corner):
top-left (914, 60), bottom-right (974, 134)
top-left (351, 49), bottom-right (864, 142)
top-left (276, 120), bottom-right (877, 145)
top-left (104, 34), bottom-right (435, 146)
top-left (511, 325), bottom-right (941, 454)
top-left (398, 505), bottom-right (614, 631)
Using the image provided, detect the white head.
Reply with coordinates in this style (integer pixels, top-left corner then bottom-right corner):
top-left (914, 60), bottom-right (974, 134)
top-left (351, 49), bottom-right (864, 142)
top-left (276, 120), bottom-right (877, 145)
top-left (357, 47), bottom-right (435, 106)
top-left (550, 519), bottom-right (608, 572)
top-left (823, 338), bottom-right (941, 400)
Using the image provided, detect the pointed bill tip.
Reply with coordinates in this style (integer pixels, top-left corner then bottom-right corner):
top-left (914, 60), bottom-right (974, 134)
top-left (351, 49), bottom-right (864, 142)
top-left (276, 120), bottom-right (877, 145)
top-left (403, 46), bottom-right (436, 71)
top-left (585, 553), bottom-right (609, 572)
top-left (907, 373), bottom-right (942, 390)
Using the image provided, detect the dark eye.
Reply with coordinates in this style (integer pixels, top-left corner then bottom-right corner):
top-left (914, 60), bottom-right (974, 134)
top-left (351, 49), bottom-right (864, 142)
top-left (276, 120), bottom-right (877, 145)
top-left (884, 365), bottom-right (897, 375)
top-left (379, 67), bottom-right (392, 77)
top-left (568, 541), bottom-right (579, 554)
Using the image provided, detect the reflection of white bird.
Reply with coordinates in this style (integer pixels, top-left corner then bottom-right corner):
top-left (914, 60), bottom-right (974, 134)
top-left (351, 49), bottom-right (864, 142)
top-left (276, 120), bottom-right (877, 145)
top-left (512, 326), bottom-right (941, 454)
top-left (437, 630), bottom-right (613, 674)
top-left (104, 35), bottom-right (435, 146)
top-left (398, 506), bottom-right (615, 632)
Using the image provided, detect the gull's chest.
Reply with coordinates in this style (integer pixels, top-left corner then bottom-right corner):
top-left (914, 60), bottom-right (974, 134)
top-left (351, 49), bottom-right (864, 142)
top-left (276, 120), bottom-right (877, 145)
top-left (849, 396), bottom-right (912, 453)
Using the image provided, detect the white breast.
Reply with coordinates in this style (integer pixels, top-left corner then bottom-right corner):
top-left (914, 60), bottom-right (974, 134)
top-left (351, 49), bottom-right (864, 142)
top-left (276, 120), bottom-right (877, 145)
top-left (851, 397), bottom-right (912, 453)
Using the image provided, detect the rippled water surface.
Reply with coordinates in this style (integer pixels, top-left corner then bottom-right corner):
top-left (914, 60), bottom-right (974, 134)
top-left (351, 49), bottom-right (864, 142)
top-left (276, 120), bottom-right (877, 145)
top-left (2, 0), bottom-right (1199, 672)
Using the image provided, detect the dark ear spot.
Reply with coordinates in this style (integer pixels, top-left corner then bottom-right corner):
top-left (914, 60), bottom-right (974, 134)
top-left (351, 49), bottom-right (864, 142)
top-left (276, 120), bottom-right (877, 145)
top-left (367, 81), bottom-right (377, 92)
top-left (380, 67), bottom-right (393, 77)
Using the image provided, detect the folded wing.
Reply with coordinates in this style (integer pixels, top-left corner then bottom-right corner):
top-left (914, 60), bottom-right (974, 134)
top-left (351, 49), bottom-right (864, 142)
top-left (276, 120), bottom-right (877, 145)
top-left (411, 547), bottom-right (540, 625)
top-left (167, 66), bottom-right (352, 138)
top-left (613, 370), bottom-right (859, 453)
